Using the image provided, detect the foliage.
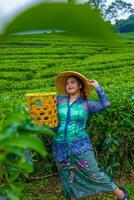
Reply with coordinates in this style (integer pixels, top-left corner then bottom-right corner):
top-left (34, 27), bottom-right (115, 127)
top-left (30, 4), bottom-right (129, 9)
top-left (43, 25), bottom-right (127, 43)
top-left (0, 32), bottom-right (133, 183)
top-left (105, 0), bottom-right (134, 23)
top-left (0, 97), bottom-right (55, 199)
top-left (115, 14), bottom-right (134, 33)
top-left (2, 2), bottom-right (116, 41)
top-left (85, 0), bottom-right (134, 24)
top-left (84, 0), bottom-right (106, 16)
top-left (87, 90), bottom-right (134, 177)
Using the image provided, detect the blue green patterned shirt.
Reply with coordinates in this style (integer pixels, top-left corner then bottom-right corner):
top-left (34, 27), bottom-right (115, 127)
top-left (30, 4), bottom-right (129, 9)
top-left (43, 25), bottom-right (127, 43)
top-left (52, 84), bottom-right (111, 162)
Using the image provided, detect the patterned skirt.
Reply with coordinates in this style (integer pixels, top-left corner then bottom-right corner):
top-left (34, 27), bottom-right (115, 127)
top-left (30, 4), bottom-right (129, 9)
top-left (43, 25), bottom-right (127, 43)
top-left (55, 150), bottom-right (118, 200)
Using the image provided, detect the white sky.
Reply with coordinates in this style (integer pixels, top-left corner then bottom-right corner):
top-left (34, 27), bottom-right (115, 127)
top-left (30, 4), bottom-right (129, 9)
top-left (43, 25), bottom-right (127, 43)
top-left (0, 0), bottom-right (134, 33)
top-left (0, 0), bottom-right (38, 20)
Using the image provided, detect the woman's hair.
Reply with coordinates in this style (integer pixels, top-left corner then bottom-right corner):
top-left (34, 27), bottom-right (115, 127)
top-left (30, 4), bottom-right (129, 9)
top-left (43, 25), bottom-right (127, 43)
top-left (66, 76), bottom-right (87, 99)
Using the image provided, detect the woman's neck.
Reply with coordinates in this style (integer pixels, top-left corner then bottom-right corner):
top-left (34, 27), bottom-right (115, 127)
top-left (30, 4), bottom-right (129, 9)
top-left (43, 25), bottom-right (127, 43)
top-left (69, 93), bottom-right (80, 103)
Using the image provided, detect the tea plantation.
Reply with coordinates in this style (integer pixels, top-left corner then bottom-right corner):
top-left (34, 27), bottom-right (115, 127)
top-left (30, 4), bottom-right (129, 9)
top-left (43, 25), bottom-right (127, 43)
top-left (0, 32), bottom-right (134, 199)
top-left (0, 33), bottom-right (134, 98)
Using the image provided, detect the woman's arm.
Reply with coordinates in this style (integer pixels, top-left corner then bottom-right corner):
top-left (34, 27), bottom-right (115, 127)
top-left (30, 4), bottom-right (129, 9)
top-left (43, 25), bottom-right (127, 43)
top-left (87, 80), bottom-right (111, 113)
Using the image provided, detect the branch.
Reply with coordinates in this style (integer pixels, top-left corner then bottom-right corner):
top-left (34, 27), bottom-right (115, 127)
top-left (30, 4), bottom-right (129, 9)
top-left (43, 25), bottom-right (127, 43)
top-left (30, 173), bottom-right (58, 180)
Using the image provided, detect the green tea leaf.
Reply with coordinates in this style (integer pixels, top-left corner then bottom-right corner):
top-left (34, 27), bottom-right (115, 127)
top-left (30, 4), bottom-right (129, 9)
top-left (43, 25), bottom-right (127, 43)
top-left (12, 135), bottom-right (47, 157)
top-left (3, 3), bottom-right (116, 41)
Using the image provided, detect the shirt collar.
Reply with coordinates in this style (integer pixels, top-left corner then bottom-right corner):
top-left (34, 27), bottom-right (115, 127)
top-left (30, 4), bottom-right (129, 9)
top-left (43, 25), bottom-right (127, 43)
top-left (67, 95), bottom-right (82, 105)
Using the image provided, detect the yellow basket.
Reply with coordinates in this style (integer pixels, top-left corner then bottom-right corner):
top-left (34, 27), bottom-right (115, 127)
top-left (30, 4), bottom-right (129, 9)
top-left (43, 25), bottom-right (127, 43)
top-left (26, 92), bottom-right (58, 128)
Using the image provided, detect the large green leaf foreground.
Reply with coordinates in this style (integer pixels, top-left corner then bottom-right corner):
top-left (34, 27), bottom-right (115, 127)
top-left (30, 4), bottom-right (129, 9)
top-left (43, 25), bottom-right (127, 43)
top-left (3, 2), bottom-right (116, 40)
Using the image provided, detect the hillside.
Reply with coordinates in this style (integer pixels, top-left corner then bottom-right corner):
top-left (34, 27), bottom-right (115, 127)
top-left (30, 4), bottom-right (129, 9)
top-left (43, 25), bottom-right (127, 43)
top-left (0, 33), bottom-right (134, 101)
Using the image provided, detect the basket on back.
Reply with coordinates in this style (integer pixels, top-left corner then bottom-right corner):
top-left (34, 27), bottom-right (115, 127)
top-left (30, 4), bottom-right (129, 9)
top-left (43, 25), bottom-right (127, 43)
top-left (26, 92), bottom-right (58, 128)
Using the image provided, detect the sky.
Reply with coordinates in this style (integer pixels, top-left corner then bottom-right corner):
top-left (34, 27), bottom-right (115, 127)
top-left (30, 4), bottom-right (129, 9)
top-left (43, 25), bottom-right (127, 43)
top-left (0, 0), bottom-right (134, 33)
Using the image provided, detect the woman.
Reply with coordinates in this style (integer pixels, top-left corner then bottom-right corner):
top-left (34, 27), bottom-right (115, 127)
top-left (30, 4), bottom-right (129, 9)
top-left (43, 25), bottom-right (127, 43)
top-left (51, 71), bottom-right (129, 200)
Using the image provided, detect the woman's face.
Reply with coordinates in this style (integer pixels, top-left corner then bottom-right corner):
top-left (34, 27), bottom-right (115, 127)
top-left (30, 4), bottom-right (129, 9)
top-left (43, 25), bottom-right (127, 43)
top-left (65, 76), bottom-right (82, 95)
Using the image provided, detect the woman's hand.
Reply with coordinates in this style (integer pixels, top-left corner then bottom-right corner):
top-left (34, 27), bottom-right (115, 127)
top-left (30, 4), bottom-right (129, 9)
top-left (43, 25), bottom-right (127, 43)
top-left (87, 79), bottom-right (99, 88)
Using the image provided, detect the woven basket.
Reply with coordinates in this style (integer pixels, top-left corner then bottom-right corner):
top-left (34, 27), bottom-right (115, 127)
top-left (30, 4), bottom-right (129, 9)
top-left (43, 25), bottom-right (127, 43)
top-left (26, 92), bottom-right (58, 128)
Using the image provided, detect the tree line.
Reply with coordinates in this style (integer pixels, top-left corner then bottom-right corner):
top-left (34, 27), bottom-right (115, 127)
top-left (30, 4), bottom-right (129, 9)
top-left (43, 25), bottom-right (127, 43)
top-left (84, 0), bottom-right (134, 32)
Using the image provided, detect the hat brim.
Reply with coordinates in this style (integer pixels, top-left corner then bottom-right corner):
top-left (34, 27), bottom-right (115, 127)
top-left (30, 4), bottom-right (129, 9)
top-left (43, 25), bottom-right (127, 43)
top-left (55, 71), bottom-right (90, 98)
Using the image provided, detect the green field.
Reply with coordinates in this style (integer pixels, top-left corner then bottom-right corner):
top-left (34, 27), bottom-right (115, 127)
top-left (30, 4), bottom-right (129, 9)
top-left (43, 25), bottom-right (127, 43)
top-left (0, 32), bottom-right (134, 99)
top-left (0, 32), bottom-right (134, 199)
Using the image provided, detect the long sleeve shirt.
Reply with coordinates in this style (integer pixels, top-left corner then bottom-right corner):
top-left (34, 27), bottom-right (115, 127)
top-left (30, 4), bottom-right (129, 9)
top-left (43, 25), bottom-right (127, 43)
top-left (52, 84), bottom-right (111, 162)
